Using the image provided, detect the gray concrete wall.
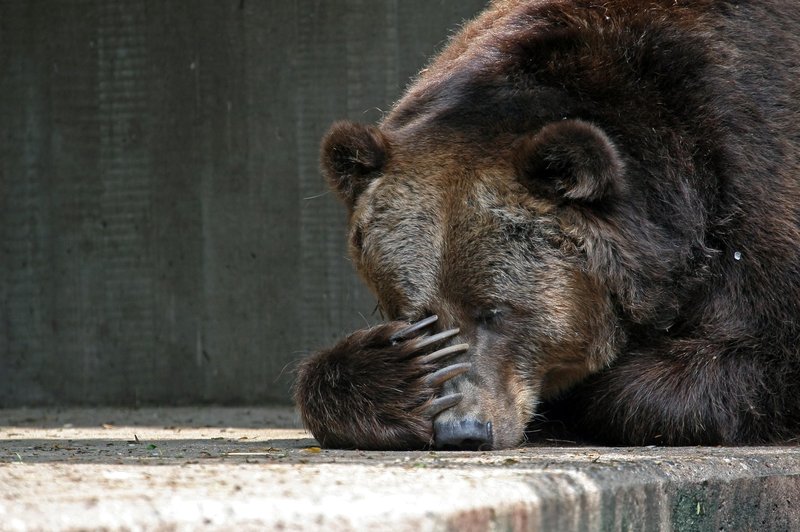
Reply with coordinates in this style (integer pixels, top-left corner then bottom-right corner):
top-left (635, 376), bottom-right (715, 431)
top-left (0, 0), bottom-right (489, 406)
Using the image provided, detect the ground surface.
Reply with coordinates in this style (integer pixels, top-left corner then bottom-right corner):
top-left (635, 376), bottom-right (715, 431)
top-left (1, 407), bottom-right (799, 531)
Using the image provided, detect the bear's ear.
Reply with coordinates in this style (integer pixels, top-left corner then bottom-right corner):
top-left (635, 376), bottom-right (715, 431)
top-left (321, 121), bottom-right (389, 208)
top-left (513, 119), bottom-right (624, 204)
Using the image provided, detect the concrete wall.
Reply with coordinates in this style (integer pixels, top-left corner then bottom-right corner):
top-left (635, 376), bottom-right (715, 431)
top-left (0, 0), bottom-right (489, 406)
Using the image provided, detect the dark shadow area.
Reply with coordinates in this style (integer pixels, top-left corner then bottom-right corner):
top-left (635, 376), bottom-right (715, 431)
top-left (0, 406), bottom-right (301, 429)
top-left (1, 437), bottom-right (320, 466)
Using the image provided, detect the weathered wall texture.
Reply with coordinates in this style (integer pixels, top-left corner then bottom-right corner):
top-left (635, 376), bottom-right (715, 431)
top-left (0, 1), bottom-right (488, 406)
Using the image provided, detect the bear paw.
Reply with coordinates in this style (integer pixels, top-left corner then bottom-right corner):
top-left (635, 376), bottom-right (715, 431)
top-left (293, 315), bottom-right (469, 449)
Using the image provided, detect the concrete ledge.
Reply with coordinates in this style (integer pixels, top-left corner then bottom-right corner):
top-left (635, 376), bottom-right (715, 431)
top-left (1, 408), bottom-right (799, 531)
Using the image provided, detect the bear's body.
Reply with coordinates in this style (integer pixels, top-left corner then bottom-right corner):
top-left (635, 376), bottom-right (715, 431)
top-left (295, 0), bottom-right (800, 450)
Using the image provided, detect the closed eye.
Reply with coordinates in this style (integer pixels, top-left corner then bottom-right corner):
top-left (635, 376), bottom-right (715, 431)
top-left (476, 307), bottom-right (504, 327)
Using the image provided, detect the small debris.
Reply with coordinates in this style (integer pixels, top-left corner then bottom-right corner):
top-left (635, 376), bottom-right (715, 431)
top-left (303, 447), bottom-right (322, 454)
top-left (734, 251), bottom-right (742, 261)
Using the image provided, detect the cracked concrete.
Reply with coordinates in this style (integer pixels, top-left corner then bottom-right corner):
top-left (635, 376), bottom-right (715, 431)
top-left (1, 407), bottom-right (799, 531)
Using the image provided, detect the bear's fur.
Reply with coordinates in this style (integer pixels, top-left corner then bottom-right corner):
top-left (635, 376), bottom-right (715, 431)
top-left (294, 0), bottom-right (800, 450)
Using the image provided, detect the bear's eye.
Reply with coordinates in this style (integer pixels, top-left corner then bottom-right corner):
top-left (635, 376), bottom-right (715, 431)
top-left (476, 308), bottom-right (504, 327)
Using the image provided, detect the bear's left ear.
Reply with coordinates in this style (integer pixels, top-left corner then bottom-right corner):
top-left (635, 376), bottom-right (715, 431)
top-left (513, 119), bottom-right (624, 204)
top-left (321, 121), bottom-right (389, 209)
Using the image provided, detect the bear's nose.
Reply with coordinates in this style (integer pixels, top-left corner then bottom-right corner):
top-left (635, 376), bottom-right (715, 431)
top-left (433, 418), bottom-right (493, 451)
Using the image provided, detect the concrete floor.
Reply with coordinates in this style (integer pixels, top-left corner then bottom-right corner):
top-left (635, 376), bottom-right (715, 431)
top-left (1, 407), bottom-right (799, 531)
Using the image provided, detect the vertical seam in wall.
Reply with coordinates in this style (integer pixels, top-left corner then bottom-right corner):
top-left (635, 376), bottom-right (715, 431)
top-left (97, 0), bottom-right (155, 403)
top-left (2, 1), bottom-right (48, 403)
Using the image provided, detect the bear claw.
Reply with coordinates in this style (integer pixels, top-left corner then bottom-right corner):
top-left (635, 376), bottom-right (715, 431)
top-left (390, 314), bottom-right (440, 343)
top-left (425, 393), bottom-right (464, 418)
top-left (419, 343), bottom-right (470, 364)
top-left (424, 362), bottom-right (471, 387)
top-left (412, 328), bottom-right (462, 349)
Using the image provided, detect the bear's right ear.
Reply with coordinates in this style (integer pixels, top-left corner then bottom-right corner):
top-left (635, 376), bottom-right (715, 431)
top-left (321, 121), bottom-right (389, 208)
top-left (513, 119), bottom-right (625, 204)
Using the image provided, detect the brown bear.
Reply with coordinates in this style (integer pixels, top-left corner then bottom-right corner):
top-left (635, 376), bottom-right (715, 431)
top-left (294, 0), bottom-right (800, 450)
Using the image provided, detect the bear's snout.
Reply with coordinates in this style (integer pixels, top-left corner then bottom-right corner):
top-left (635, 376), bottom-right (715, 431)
top-left (433, 417), bottom-right (493, 451)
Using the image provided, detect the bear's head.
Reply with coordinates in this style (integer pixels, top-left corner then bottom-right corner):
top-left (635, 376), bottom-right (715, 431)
top-left (320, 117), bottom-right (637, 448)
top-left (317, 1), bottom-right (716, 449)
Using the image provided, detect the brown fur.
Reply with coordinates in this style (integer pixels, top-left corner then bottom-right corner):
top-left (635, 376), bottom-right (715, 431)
top-left (294, 0), bottom-right (800, 449)
top-left (294, 321), bottom-right (438, 449)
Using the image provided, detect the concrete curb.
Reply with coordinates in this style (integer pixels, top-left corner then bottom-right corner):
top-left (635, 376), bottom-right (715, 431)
top-left (1, 408), bottom-right (798, 531)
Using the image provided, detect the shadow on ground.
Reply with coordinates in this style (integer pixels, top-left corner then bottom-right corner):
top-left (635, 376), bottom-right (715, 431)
top-left (0, 406), bottom-right (299, 429)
